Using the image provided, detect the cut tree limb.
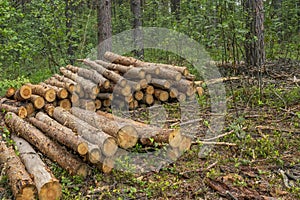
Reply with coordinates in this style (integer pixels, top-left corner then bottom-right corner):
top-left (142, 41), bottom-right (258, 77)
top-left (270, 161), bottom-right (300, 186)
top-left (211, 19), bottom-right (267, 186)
top-left (0, 103), bottom-right (27, 118)
top-left (26, 83), bottom-right (56, 102)
top-left (14, 85), bottom-right (32, 101)
top-left (30, 94), bottom-right (45, 109)
top-left (5, 112), bottom-right (89, 177)
top-left (11, 134), bottom-right (62, 200)
top-left (0, 141), bottom-right (36, 200)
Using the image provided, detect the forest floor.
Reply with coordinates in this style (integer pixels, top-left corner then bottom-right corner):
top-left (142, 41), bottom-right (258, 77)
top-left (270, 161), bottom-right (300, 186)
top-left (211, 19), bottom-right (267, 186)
top-left (0, 59), bottom-right (299, 199)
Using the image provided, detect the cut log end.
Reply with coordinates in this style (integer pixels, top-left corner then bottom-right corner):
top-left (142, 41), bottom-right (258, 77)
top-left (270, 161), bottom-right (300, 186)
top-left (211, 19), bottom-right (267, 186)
top-left (45, 89), bottom-right (56, 102)
top-left (102, 157), bottom-right (114, 174)
top-left (18, 106), bottom-right (28, 118)
top-left (15, 186), bottom-right (36, 200)
top-left (168, 129), bottom-right (182, 148)
top-left (88, 148), bottom-right (102, 164)
top-left (77, 142), bottom-right (89, 156)
top-left (39, 181), bottom-right (62, 200)
top-left (117, 125), bottom-right (138, 149)
top-left (103, 138), bottom-right (118, 157)
top-left (20, 85), bottom-right (32, 100)
top-left (6, 87), bottom-right (16, 98)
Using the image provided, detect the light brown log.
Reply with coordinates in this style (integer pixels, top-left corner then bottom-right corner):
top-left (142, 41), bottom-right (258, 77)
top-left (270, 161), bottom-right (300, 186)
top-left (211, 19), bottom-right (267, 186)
top-left (70, 93), bottom-right (80, 104)
top-left (96, 157), bottom-right (115, 174)
top-left (30, 94), bottom-right (45, 109)
top-left (106, 84), bottom-right (131, 97)
top-left (145, 74), bottom-right (152, 83)
top-left (58, 99), bottom-right (72, 110)
top-left (169, 87), bottom-right (179, 98)
top-left (177, 92), bottom-right (187, 102)
top-left (96, 111), bottom-right (182, 148)
top-left (71, 107), bottom-right (138, 149)
top-left (80, 59), bottom-right (127, 87)
top-left (156, 67), bottom-right (182, 81)
top-left (35, 112), bottom-right (101, 164)
top-left (102, 99), bottom-right (111, 107)
top-left (143, 94), bottom-right (154, 105)
top-left (185, 73), bottom-right (196, 81)
top-left (65, 65), bottom-right (110, 89)
top-left (145, 85), bottom-right (154, 95)
top-left (45, 77), bottom-right (75, 93)
top-left (96, 59), bottom-right (146, 79)
top-left (154, 89), bottom-right (169, 102)
top-left (126, 80), bottom-right (141, 91)
top-left (52, 74), bottom-right (77, 92)
top-left (5, 112), bottom-right (89, 177)
top-left (171, 79), bottom-right (195, 96)
top-left (95, 99), bottom-right (102, 109)
top-left (166, 147), bottom-right (181, 161)
top-left (14, 85), bottom-right (32, 101)
top-left (104, 51), bottom-right (188, 75)
top-left (5, 87), bottom-right (16, 98)
top-left (0, 141), bottom-right (37, 200)
top-left (134, 90), bottom-right (144, 101)
top-left (60, 67), bottom-right (99, 99)
top-left (28, 116), bottom-right (88, 156)
top-left (151, 78), bottom-right (171, 89)
top-left (129, 100), bottom-right (139, 110)
top-left (78, 99), bottom-right (96, 111)
top-left (11, 135), bottom-right (62, 200)
top-left (44, 104), bottom-right (55, 116)
top-left (0, 103), bottom-right (27, 118)
top-left (26, 83), bottom-right (56, 102)
top-left (40, 82), bottom-right (69, 99)
top-left (53, 107), bottom-right (118, 157)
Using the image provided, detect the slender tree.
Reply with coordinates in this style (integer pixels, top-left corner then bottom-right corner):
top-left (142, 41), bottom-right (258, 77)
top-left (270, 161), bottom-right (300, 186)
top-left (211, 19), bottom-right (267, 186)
top-left (97, 0), bottom-right (112, 59)
top-left (65, 0), bottom-right (74, 64)
top-left (244, 0), bottom-right (265, 67)
top-left (131, 0), bottom-right (144, 59)
top-left (170, 0), bottom-right (180, 21)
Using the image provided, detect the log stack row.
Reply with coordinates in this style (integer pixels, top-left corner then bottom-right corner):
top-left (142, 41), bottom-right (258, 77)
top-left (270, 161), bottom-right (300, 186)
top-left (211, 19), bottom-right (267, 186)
top-left (0, 51), bottom-right (198, 200)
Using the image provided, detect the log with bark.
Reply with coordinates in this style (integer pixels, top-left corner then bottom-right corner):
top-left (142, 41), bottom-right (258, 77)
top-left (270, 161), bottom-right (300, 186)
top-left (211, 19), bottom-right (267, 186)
top-left (170, 79), bottom-right (195, 96)
top-left (150, 78), bottom-right (171, 90)
top-left (26, 84), bottom-right (56, 102)
top-left (35, 112), bottom-right (101, 164)
top-left (58, 99), bottom-right (72, 110)
top-left (0, 141), bottom-right (36, 200)
top-left (71, 107), bottom-right (138, 149)
top-left (65, 65), bottom-right (110, 89)
top-left (4, 112), bottom-right (89, 177)
top-left (154, 89), bottom-right (169, 102)
top-left (44, 104), bottom-right (55, 116)
top-left (14, 85), bottom-right (32, 101)
top-left (30, 94), bottom-right (45, 109)
top-left (104, 51), bottom-right (189, 76)
top-left (44, 77), bottom-right (75, 93)
top-left (5, 87), bottom-right (16, 98)
top-left (60, 67), bottom-right (99, 99)
top-left (53, 107), bottom-right (118, 157)
top-left (28, 115), bottom-right (88, 156)
top-left (11, 135), bottom-right (62, 200)
top-left (40, 82), bottom-right (69, 99)
top-left (52, 74), bottom-right (78, 93)
top-left (145, 85), bottom-right (154, 95)
top-left (79, 59), bottom-right (127, 87)
top-left (0, 103), bottom-right (27, 118)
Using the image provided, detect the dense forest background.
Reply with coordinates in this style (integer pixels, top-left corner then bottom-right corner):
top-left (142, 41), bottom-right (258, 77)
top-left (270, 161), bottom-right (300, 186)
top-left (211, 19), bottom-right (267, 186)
top-left (0, 0), bottom-right (299, 82)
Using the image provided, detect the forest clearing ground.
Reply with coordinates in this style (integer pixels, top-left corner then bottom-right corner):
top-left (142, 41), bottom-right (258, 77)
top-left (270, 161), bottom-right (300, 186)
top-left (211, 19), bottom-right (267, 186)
top-left (0, 60), bottom-right (299, 199)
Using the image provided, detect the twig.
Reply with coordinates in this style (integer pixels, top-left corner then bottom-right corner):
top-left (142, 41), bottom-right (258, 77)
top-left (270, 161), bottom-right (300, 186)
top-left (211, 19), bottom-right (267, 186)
top-left (279, 169), bottom-right (290, 189)
top-left (192, 141), bottom-right (237, 146)
top-left (256, 125), bottom-right (300, 134)
top-left (202, 130), bottom-right (235, 141)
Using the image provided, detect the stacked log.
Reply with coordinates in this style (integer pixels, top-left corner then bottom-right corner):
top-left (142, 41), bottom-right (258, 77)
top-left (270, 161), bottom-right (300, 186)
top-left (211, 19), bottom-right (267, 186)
top-left (0, 51), bottom-right (200, 199)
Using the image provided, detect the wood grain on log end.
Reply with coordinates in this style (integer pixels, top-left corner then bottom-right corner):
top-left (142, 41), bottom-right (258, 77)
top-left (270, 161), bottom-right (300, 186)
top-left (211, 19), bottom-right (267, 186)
top-left (103, 137), bottom-right (118, 157)
top-left (39, 180), bottom-right (62, 200)
top-left (168, 129), bottom-right (182, 148)
top-left (117, 125), bottom-right (138, 149)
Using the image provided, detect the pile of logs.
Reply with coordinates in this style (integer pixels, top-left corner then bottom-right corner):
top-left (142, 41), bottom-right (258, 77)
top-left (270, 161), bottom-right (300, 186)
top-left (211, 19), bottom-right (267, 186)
top-left (0, 52), bottom-right (200, 199)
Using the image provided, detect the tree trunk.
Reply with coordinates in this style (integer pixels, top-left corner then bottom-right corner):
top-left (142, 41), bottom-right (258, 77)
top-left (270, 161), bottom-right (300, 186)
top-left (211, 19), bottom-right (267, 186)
top-left (131, 0), bottom-right (144, 59)
top-left (71, 107), bottom-right (138, 149)
top-left (39, 82), bottom-right (69, 99)
top-left (65, 0), bottom-right (74, 64)
top-left (171, 0), bottom-right (180, 21)
top-left (244, 0), bottom-right (265, 67)
top-left (53, 107), bottom-right (118, 157)
top-left (44, 77), bottom-right (75, 93)
top-left (97, 0), bottom-right (112, 59)
top-left (11, 135), bottom-right (62, 200)
top-left (4, 112), bottom-right (89, 177)
top-left (0, 141), bottom-right (36, 200)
